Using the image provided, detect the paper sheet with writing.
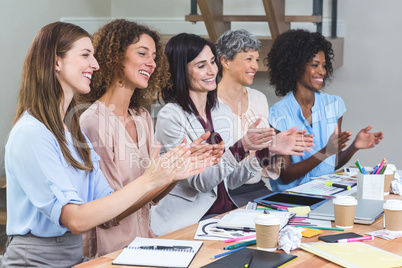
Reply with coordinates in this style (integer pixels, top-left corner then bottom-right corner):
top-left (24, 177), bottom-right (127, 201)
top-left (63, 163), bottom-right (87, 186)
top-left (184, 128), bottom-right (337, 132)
top-left (194, 218), bottom-right (255, 241)
top-left (287, 177), bottom-right (356, 196)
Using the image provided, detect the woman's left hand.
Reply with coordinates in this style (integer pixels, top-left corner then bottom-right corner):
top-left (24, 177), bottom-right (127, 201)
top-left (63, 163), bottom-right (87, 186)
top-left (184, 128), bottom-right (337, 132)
top-left (270, 127), bottom-right (315, 156)
top-left (354, 125), bottom-right (384, 149)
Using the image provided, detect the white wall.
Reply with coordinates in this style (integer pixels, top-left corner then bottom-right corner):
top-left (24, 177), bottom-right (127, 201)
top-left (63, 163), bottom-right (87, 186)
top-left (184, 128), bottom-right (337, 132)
top-left (0, 0), bottom-right (111, 177)
top-left (0, 0), bottom-right (401, 177)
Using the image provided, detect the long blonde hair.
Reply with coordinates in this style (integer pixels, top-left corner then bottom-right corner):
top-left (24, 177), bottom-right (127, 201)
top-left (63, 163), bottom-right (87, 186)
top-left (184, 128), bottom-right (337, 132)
top-left (14, 21), bottom-right (93, 171)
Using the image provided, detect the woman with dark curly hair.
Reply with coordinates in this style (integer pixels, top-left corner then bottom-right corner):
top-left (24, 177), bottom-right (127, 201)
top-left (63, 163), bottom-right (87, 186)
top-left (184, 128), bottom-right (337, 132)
top-left (78, 20), bottom-right (213, 258)
top-left (266, 29), bottom-right (383, 192)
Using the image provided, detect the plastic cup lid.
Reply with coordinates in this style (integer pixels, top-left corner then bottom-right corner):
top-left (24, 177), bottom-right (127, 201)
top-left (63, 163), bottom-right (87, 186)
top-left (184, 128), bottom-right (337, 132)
top-left (333, 196), bottom-right (358, 206)
top-left (254, 214), bottom-right (281, 225)
top-left (383, 200), bottom-right (402, 210)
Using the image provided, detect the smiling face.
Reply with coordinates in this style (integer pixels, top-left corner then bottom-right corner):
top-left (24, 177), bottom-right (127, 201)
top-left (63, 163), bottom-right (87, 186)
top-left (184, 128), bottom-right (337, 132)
top-left (122, 34), bottom-right (156, 89)
top-left (225, 50), bottom-right (259, 86)
top-left (187, 45), bottom-right (218, 95)
top-left (56, 37), bottom-right (99, 97)
top-left (297, 50), bottom-right (326, 92)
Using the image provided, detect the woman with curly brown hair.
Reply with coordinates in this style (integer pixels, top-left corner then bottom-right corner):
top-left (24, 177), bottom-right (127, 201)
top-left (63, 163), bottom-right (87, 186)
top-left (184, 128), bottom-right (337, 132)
top-left (79, 19), bottom-right (214, 258)
top-left (266, 29), bottom-right (384, 192)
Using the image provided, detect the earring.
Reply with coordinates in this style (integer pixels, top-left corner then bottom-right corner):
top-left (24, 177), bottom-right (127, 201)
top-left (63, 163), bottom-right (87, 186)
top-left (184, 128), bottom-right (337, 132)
top-left (118, 81), bottom-right (123, 87)
top-left (56, 67), bottom-right (60, 73)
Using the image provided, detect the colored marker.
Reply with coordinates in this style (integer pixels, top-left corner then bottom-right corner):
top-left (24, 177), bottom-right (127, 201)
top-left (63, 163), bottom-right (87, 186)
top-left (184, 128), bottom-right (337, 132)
top-left (325, 181), bottom-right (352, 190)
top-left (225, 234), bottom-right (256, 243)
top-left (212, 246), bottom-right (246, 259)
top-left (295, 225), bottom-right (344, 231)
top-left (337, 235), bottom-right (374, 243)
top-left (224, 239), bottom-right (257, 250)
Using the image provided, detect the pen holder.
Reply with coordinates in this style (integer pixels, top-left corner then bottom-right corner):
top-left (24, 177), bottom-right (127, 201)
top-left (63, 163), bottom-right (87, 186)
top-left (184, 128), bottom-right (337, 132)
top-left (356, 173), bottom-right (384, 201)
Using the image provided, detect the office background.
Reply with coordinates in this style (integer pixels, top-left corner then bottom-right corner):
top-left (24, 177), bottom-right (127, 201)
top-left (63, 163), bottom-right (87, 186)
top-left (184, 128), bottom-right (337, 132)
top-left (1, 0), bottom-right (401, 179)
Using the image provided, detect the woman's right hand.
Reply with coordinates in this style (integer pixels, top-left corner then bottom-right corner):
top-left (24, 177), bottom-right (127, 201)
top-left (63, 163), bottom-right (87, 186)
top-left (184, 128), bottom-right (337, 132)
top-left (143, 142), bottom-right (214, 187)
top-left (324, 126), bottom-right (352, 157)
top-left (241, 117), bottom-right (276, 152)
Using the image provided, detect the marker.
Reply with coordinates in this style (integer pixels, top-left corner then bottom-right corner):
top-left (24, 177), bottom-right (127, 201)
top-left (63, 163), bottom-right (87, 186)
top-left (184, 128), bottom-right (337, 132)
top-left (212, 246), bottom-right (246, 259)
top-left (337, 235), bottom-right (374, 243)
top-left (244, 252), bottom-right (253, 268)
top-left (224, 234), bottom-right (256, 243)
top-left (325, 181), bottom-right (352, 190)
top-left (224, 239), bottom-right (257, 250)
top-left (295, 225), bottom-right (344, 231)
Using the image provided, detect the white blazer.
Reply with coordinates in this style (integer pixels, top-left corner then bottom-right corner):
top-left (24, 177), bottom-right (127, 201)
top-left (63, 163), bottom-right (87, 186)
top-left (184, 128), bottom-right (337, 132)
top-left (151, 102), bottom-right (263, 236)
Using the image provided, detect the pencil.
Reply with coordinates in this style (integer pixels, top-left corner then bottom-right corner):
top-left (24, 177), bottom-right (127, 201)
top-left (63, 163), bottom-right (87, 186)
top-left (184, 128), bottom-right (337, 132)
top-left (212, 246), bottom-right (246, 259)
top-left (294, 225), bottom-right (344, 231)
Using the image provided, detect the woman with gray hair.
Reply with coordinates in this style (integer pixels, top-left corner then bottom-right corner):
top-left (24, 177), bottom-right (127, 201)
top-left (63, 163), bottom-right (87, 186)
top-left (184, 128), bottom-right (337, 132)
top-left (215, 29), bottom-right (313, 205)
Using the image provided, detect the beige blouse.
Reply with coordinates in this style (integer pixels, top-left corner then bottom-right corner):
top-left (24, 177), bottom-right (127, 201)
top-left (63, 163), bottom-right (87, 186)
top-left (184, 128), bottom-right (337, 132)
top-left (219, 87), bottom-right (280, 183)
top-left (80, 100), bottom-right (155, 258)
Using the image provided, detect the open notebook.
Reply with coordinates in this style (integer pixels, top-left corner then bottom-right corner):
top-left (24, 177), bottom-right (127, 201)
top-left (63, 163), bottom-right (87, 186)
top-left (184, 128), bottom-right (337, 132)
top-left (112, 237), bottom-right (203, 267)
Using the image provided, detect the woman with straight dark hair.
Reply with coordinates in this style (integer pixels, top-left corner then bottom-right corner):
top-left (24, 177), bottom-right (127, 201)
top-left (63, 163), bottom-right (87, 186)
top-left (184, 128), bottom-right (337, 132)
top-left (1, 22), bottom-right (209, 267)
top-left (151, 33), bottom-right (280, 236)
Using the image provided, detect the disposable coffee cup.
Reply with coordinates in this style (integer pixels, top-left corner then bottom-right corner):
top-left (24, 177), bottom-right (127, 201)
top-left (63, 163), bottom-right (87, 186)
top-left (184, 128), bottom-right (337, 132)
top-left (383, 200), bottom-right (402, 233)
top-left (383, 170), bottom-right (395, 195)
top-left (333, 196), bottom-right (358, 229)
top-left (254, 214), bottom-right (281, 251)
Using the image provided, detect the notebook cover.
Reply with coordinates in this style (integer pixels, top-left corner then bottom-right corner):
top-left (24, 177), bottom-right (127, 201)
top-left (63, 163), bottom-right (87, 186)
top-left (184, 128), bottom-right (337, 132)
top-left (318, 232), bottom-right (363, 243)
top-left (201, 248), bottom-right (297, 268)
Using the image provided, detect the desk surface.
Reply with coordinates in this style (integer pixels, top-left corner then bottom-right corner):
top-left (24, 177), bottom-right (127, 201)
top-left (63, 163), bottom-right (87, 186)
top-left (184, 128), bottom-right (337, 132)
top-left (75, 194), bottom-right (402, 268)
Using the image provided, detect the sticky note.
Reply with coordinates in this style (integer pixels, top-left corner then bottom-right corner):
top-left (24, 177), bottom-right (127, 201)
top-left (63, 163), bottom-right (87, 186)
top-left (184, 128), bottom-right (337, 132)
top-left (302, 228), bottom-right (323, 238)
top-left (288, 206), bottom-right (311, 216)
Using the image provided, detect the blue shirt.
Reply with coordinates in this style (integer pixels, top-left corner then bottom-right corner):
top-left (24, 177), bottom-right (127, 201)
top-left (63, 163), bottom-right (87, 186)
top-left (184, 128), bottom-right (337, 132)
top-left (268, 91), bottom-right (346, 192)
top-left (5, 111), bottom-right (113, 237)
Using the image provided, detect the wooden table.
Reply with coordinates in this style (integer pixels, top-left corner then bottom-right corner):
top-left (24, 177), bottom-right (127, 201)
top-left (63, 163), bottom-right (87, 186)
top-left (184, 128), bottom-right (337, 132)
top-left (75, 194), bottom-right (402, 268)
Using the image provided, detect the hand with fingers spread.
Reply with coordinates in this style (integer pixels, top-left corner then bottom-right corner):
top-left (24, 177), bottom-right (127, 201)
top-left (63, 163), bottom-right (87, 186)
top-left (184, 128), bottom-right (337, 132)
top-left (353, 125), bottom-right (384, 149)
top-left (188, 132), bottom-right (213, 157)
top-left (270, 127), bottom-right (315, 156)
top-left (324, 126), bottom-right (352, 157)
top-left (241, 117), bottom-right (276, 152)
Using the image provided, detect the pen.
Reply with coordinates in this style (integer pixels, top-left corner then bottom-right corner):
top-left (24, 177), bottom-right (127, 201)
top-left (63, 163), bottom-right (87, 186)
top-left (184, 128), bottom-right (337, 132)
top-left (295, 225), bottom-right (344, 231)
top-left (324, 181), bottom-right (352, 190)
top-left (224, 239), bottom-right (257, 250)
top-left (337, 235), bottom-right (374, 243)
top-left (139, 245), bottom-right (193, 250)
top-left (225, 234), bottom-right (256, 243)
top-left (244, 252), bottom-right (253, 268)
top-left (372, 165), bottom-right (379, 174)
top-left (212, 246), bottom-right (246, 259)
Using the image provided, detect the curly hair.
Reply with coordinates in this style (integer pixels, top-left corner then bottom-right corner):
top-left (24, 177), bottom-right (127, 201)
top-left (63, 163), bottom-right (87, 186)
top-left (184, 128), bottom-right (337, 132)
top-left (79, 19), bottom-right (170, 114)
top-left (265, 29), bottom-right (334, 97)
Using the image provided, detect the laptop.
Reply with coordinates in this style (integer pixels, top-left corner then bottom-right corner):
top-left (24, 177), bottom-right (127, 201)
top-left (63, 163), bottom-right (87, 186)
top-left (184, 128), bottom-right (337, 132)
top-left (308, 198), bottom-right (384, 224)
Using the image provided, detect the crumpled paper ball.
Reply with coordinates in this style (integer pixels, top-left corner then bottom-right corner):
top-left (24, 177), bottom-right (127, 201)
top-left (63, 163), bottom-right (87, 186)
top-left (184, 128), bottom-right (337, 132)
top-left (278, 226), bottom-right (302, 254)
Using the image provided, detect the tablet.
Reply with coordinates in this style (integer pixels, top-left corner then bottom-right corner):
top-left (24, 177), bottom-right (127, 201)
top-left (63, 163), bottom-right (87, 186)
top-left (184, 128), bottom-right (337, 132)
top-left (254, 192), bottom-right (330, 210)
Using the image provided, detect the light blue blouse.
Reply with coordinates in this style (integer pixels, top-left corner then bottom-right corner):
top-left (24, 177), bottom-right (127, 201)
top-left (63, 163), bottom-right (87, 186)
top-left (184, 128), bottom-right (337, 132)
top-left (5, 111), bottom-right (113, 237)
top-left (268, 91), bottom-right (346, 192)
